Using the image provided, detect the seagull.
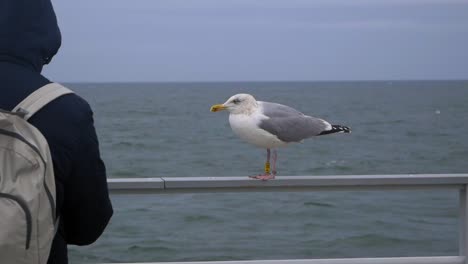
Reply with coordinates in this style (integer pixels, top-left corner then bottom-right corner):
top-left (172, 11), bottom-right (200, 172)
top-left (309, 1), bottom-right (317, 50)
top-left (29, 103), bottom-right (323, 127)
top-left (210, 93), bottom-right (350, 180)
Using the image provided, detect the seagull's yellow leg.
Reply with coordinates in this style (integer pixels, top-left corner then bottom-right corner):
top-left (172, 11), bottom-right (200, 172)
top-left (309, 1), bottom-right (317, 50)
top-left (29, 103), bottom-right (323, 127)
top-left (264, 161), bottom-right (271, 174)
top-left (264, 148), bottom-right (271, 174)
top-left (250, 149), bottom-right (275, 180)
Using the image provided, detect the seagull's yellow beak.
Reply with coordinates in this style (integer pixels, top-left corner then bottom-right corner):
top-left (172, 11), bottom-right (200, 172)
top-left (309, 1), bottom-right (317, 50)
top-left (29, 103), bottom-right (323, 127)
top-left (210, 104), bottom-right (227, 112)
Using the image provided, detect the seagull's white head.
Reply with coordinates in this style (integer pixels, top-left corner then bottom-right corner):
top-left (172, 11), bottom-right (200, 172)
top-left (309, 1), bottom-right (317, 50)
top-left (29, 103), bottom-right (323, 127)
top-left (210, 93), bottom-right (258, 115)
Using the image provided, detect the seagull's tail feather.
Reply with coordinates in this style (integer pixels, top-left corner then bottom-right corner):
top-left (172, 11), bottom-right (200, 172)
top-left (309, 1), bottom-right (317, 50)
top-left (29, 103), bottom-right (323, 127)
top-left (319, 125), bottom-right (351, 136)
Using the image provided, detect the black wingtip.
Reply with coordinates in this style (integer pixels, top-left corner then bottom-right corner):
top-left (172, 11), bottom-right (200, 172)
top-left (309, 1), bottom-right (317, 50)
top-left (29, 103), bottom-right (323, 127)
top-left (319, 125), bottom-right (351, 135)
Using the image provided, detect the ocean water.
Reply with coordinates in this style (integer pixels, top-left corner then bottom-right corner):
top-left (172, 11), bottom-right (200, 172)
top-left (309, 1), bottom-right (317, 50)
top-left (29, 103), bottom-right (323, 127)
top-left (66, 81), bottom-right (468, 263)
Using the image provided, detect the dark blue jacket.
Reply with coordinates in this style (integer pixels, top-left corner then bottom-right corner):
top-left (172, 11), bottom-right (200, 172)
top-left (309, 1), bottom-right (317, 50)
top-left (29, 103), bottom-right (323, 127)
top-left (0, 1), bottom-right (113, 263)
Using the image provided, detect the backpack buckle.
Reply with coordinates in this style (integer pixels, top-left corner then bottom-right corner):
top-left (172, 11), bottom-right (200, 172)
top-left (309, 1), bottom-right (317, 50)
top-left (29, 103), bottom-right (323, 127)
top-left (15, 108), bottom-right (29, 118)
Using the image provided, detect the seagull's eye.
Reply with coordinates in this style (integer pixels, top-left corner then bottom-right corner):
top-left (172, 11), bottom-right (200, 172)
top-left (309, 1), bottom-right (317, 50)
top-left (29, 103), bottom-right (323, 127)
top-left (232, 98), bottom-right (241, 104)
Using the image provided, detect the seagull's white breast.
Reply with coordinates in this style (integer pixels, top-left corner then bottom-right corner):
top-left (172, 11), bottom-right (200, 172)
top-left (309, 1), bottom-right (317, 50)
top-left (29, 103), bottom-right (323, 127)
top-left (228, 111), bottom-right (287, 149)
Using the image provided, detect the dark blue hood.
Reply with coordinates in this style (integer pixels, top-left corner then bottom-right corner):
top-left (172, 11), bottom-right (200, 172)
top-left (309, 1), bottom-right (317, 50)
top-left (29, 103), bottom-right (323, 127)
top-left (0, 0), bottom-right (61, 72)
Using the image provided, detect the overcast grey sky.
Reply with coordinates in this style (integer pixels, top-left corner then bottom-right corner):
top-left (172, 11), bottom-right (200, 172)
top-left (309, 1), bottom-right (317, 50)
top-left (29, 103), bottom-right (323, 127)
top-left (44, 0), bottom-right (468, 82)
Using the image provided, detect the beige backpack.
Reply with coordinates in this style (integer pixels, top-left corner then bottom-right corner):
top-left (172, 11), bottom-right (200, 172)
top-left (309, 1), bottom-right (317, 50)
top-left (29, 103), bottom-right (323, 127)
top-left (0, 83), bottom-right (73, 264)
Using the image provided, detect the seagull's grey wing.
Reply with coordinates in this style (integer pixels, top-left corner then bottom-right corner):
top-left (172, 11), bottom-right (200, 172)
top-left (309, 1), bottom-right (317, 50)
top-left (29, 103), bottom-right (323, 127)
top-left (258, 102), bottom-right (330, 142)
top-left (259, 102), bottom-right (331, 142)
top-left (259, 116), bottom-right (331, 142)
top-left (259, 115), bottom-right (331, 142)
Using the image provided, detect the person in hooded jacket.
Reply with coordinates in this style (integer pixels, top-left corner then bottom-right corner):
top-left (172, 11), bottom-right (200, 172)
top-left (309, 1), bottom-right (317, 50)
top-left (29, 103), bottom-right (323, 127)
top-left (0, 0), bottom-right (114, 263)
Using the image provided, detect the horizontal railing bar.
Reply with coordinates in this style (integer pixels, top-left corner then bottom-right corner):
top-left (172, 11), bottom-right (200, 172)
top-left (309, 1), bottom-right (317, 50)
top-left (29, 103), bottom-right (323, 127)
top-left (108, 256), bottom-right (465, 264)
top-left (108, 174), bottom-right (468, 195)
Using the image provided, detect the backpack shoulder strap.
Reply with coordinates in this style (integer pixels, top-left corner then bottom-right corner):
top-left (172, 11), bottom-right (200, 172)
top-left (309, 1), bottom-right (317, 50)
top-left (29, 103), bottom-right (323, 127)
top-left (12, 83), bottom-right (74, 121)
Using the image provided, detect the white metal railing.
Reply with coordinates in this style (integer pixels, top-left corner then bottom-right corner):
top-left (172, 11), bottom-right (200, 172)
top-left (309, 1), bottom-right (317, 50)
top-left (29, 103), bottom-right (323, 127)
top-left (105, 174), bottom-right (468, 264)
top-left (112, 257), bottom-right (464, 264)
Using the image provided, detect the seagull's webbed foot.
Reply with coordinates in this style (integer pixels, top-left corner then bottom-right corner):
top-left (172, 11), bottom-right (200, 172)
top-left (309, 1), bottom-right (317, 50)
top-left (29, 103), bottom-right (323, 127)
top-left (249, 174), bottom-right (275, 181)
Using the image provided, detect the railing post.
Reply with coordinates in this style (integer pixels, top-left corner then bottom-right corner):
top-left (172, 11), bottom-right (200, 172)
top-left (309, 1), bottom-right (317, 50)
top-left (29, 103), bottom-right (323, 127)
top-left (460, 185), bottom-right (468, 263)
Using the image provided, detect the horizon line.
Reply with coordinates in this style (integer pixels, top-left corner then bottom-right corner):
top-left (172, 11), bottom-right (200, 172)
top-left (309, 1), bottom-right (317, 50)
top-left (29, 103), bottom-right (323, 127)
top-left (59, 79), bottom-right (468, 84)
